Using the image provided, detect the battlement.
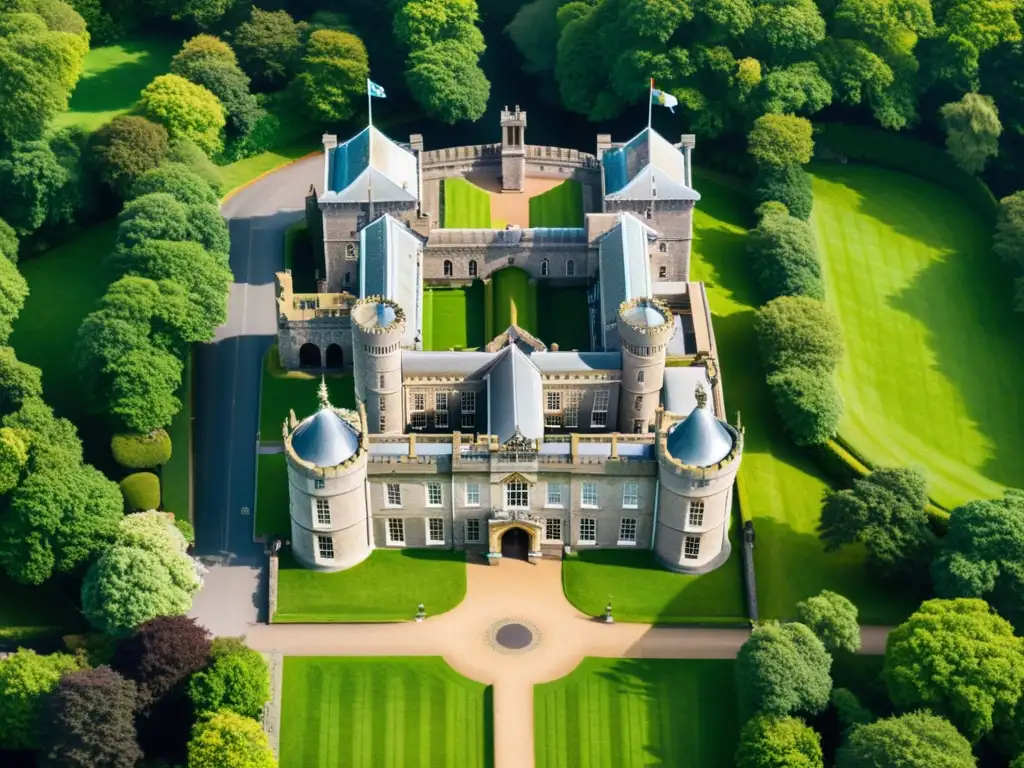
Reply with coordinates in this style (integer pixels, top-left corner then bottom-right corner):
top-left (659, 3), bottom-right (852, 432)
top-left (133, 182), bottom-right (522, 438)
top-left (275, 271), bottom-right (354, 323)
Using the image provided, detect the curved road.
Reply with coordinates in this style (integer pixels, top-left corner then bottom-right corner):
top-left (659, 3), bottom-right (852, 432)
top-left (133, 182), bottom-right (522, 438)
top-left (188, 155), bottom-right (321, 637)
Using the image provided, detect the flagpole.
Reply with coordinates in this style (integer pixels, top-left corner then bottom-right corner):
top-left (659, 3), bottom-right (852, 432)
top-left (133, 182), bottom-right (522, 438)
top-left (368, 79), bottom-right (372, 128)
top-left (648, 78), bottom-right (653, 130)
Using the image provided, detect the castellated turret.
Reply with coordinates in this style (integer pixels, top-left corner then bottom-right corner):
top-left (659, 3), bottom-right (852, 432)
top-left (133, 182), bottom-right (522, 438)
top-left (617, 297), bottom-right (675, 433)
top-left (284, 380), bottom-right (371, 570)
top-left (654, 386), bottom-right (743, 573)
top-left (351, 296), bottom-right (406, 435)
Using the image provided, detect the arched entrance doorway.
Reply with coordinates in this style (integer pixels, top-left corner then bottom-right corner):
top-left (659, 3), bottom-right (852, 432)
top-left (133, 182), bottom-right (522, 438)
top-left (299, 343), bottom-right (321, 368)
top-left (500, 527), bottom-right (530, 561)
top-left (325, 343), bottom-right (344, 368)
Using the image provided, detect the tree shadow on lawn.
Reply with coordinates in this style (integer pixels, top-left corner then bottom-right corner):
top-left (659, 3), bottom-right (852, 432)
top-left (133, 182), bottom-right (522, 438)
top-left (65, 38), bottom-right (178, 120)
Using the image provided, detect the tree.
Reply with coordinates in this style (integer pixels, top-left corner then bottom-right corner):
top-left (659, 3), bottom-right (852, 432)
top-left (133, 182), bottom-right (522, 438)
top-left (294, 29), bottom-right (369, 124)
top-left (884, 598), bottom-right (1024, 741)
top-left (189, 638), bottom-right (270, 719)
top-left (404, 41), bottom-right (491, 124)
top-left (754, 296), bottom-right (843, 373)
top-left (0, 217), bottom-right (18, 262)
top-left (767, 366), bottom-right (843, 445)
top-left (89, 116), bottom-right (169, 198)
top-left (0, 649), bottom-right (79, 750)
top-left (747, 210), bottom-right (824, 300)
top-left (506, 0), bottom-right (561, 78)
top-left (112, 616), bottom-right (211, 713)
top-left (0, 426), bottom-right (29, 495)
top-left (187, 710), bottom-right (277, 768)
top-left (140, 74), bottom-right (225, 156)
top-left (170, 36), bottom-right (261, 142)
top-left (755, 62), bottom-right (833, 117)
top-left (0, 133), bottom-right (85, 236)
top-left (819, 467), bottom-right (935, 576)
top-left (754, 165), bottom-right (813, 220)
top-left (0, 464), bottom-right (123, 584)
top-left (940, 93), bottom-right (1002, 174)
top-left (835, 712), bottom-right (975, 767)
top-left (0, 255), bottom-right (29, 346)
top-left (736, 714), bottom-right (823, 768)
top-left (750, 0), bottom-right (826, 56)
top-left (0, 344), bottom-right (43, 414)
top-left (232, 8), bottom-right (305, 90)
top-left (735, 621), bottom-right (832, 719)
top-left (170, 33), bottom-right (238, 71)
top-left (185, 202), bottom-right (230, 255)
top-left (927, 0), bottom-right (1021, 90)
top-left (796, 590), bottom-right (860, 654)
top-left (107, 340), bottom-right (184, 433)
top-left (115, 193), bottom-right (190, 252)
top-left (995, 192), bottom-right (1024, 272)
top-left (2, 396), bottom-right (83, 471)
top-left (130, 161), bottom-right (218, 208)
top-left (111, 429), bottom-right (172, 469)
top-left (830, 688), bottom-right (871, 731)
top-left (167, 137), bottom-right (222, 193)
top-left (748, 114), bottom-right (814, 168)
top-left (38, 666), bottom-right (142, 768)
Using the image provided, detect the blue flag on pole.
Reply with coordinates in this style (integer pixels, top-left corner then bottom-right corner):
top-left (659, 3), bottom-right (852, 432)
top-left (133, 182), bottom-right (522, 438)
top-left (367, 79), bottom-right (386, 99)
top-left (651, 86), bottom-right (678, 113)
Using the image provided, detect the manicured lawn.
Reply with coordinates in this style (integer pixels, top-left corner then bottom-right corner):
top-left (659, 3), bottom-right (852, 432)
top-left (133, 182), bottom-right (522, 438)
top-left (442, 178), bottom-right (492, 228)
top-left (529, 180), bottom-right (584, 227)
top-left (562, 517), bottom-right (746, 624)
top-left (534, 658), bottom-right (739, 768)
top-left (812, 163), bottom-right (1024, 509)
top-left (280, 657), bottom-right (491, 768)
top-left (217, 140), bottom-right (318, 198)
top-left (491, 267), bottom-right (536, 334)
top-left (422, 284), bottom-right (486, 350)
top-left (53, 37), bottom-right (179, 133)
top-left (537, 284), bottom-right (590, 350)
top-left (255, 453), bottom-right (289, 538)
top-left (259, 346), bottom-right (355, 440)
top-left (161, 351), bottom-right (192, 521)
top-left (690, 169), bottom-right (919, 624)
top-left (275, 549), bottom-right (467, 622)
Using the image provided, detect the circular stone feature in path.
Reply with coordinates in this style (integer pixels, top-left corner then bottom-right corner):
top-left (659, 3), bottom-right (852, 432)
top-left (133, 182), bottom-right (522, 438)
top-left (486, 618), bottom-right (541, 655)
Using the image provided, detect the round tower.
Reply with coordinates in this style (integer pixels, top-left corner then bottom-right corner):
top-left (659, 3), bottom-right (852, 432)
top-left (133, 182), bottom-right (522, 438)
top-left (654, 384), bottom-right (743, 573)
top-left (284, 379), bottom-right (371, 570)
top-left (351, 296), bottom-right (406, 435)
top-left (617, 297), bottom-right (675, 433)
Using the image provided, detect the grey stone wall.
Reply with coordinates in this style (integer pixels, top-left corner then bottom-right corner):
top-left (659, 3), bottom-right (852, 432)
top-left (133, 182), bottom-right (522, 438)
top-left (277, 319), bottom-right (351, 372)
top-left (604, 199), bottom-right (695, 282)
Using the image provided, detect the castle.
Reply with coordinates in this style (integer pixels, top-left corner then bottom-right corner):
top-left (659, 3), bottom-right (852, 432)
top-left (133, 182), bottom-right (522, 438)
top-left (274, 108), bottom-right (743, 574)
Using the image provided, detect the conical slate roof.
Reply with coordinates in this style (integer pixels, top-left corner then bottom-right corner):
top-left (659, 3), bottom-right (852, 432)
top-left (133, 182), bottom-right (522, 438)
top-left (665, 388), bottom-right (734, 467)
top-left (290, 380), bottom-right (361, 467)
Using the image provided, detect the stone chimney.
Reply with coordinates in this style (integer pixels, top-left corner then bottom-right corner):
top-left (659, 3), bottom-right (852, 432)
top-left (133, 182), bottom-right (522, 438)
top-left (679, 134), bottom-right (696, 188)
top-left (500, 106), bottom-right (527, 192)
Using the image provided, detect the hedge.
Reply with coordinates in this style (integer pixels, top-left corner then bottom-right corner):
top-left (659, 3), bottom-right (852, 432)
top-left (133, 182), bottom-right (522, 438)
top-left (111, 430), bottom-right (172, 469)
top-left (120, 472), bottom-right (161, 512)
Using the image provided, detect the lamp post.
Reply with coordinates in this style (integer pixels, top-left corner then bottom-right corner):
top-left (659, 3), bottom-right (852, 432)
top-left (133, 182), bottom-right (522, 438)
top-left (604, 600), bottom-right (614, 624)
top-left (415, 603), bottom-right (426, 623)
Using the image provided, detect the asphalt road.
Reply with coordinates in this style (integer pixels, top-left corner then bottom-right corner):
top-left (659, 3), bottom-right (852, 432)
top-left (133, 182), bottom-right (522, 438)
top-left (188, 155), bottom-right (322, 636)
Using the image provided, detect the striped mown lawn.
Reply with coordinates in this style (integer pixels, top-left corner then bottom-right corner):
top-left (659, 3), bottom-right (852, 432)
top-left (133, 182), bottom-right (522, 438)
top-left (529, 180), bottom-right (584, 227)
top-left (812, 163), bottom-right (1024, 509)
top-left (537, 284), bottom-right (590, 350)
top-left (443, 178), bottom-right (492, 228)
top-left (281, 657), bottom-right (492, 768)
top-left (423, 284), bottom-right (486, 350)
top-left (534, 658), bottom-right (739, 768)
top-left (491, 267), bottom-right (537, 334)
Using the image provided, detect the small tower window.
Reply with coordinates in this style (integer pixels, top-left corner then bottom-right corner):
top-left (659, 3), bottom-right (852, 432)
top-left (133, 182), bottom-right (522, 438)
top-left (659, 266), bottom-right (667, 278)
top-left (344, 271), bottom-right (351, 284)
top-left (443, 260), bottom-right (453, 277)
top-left (345, 244), bottom-right (355, 258)
top-left (644, 208), bottom-right (653, 220)
top-left (659, 242), bottom-right (667, 253)
top-left (566, 259), bottom-right (575, 277)
top-left (468, 259), bottom-right (477, 277)
top-left (634, 395), bottom-right (643, 411)
top-left (541, 259), bottom-right (549, 276)
top-left (637, 370), bottom-right (645, 383)
top-left (379, 373), bottom-right (385, 387)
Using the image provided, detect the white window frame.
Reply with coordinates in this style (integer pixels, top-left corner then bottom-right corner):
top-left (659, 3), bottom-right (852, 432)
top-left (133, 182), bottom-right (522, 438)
top-left (317, 535), bottom-right (335, 560)
top-left (581, 482), bottom-right (598, 509)
top-left (545, 483), bottom-right (563, 508)
top-left (427, 517), bottom-right (445, 545)
top-left (387, 518), bottom-right (406, 546)
top-left (618, 517), bottom-right (637, 545)
top-left (688, 499), bottom-right (705, 527)
top-left (684, 535), bottom-right (701, 559)
top-left (622, 482), bottom-right (639, 509)
top-left (314, 478), bottom-right (325, 490)
top-left (545, 414), bottom-right (562, 428)
top-left (386, 483), bottom-right (402, 507)
top-left (461, 391), bottom-right (475, 413)
top-left (465, 518), bottom-right (481, 543)
top-left (545, 518), bottom-right (562, 542)
top-left (546, 391), bottom-right (562, 411)
top-left (411, 412), bottom-right (427, 430)
top-left (592, 390), bottom-right (609, 427)
top-left (579, 517), bottom-right (596, 545)
top-left (426, 482), bottom-right (443, 507)
top-left (315, 498), bottom-right (331, 527)
top-left (465, 483), bottom-right (480, 506)
top-left (412, 392), bottom-right (426, 411)
top-left (505, 481), bottom-right (529, 509)
top-left (434, 410), bottom-right (449, 429)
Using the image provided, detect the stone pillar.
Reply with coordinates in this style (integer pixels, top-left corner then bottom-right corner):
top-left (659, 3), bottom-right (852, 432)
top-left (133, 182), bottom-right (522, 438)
top-left (679, 134), bottom-right (695, 189)
top-left (500, 106), bottom-right (527, 192)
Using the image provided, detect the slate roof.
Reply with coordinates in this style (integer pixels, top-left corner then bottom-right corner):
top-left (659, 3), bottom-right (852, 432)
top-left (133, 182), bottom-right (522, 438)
top-left (662, 367), bottom-right (713, 414)
top-left (602, 128), bottom-right (700, 201)
top-left (598, 213), bottom-right (656, 346)
top-left (290, 409), bottom-right (361, 467)
top-left (359, 215), bottom-right (423, 347)
top-left (485, 345), bottom-right (543, 444)
top-left (323, 126), bottom-right (417, 203)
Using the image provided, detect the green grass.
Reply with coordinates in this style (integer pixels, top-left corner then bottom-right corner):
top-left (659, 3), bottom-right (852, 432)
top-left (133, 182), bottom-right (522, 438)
top-left (442, 178), bottom-right (492, 228)
top-left (0, 574), bottom-right (85, 642)
top-left (562, 516), bottom-right (746, 624)
top-left (491, 267), bottom-right (537, 334)
top-left (812, 163), bottom-right (1024, 509)
top-left (260, 346), bottom-right (354, 440)
top-left (53, 37), bottom-right (179, 133)
top-left (689, 169), bottom-right (919, 624)
top-left (217, 139), bottom-right (319, 197)
top-left (537, 284), bottom-right (590, 350)
top-left (534, 658), bottom-right (739, 768)
top-left (255, 453), bottom-right (289, 538)
top-left (274, 549), bottom-right (467, 622)
top-left (422, 284), bottom-right (486, 350)
top-left (161, 351), bottom-right (192, 521)
top-left (528, 180), bottom-right (584, 228)
top-left (280, 657), bottom-right (492, 768)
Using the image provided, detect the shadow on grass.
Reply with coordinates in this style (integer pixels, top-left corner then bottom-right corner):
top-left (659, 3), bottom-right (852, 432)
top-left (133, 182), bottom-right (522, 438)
top-left (482, 685), bottom-right (495, 768)
top-left (64, 38), bottom-right (178, 121)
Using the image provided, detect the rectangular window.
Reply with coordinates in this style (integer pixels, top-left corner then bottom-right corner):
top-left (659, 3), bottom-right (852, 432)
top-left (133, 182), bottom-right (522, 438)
top-left (427, 517), bottom-right (444, 544)
top-left (545, 414), bottom-right (562, 428)
top-left (387, 518), bottom-right (405, 545)
top-left (462, 391), bottom-right (475, 413)
top-left (315, 498), bottom-right (331, 526)
top-left (633, 419), bottom-right (645, 434)
top-left (314, 478), bottom-right (325, 490)
top-left (465, 483), bottom-right (480, 506)
top-left (592, 390), bottom-right (609, 427)
top-left (317, 535), bottom-right (335, 560)
top-left (461, 412), bottom-right (475, 429)
top-left (436, 392), bottom-right (448, 411)
top-left (379, 415), bottom-right (387, 432)
top-left (505, 482), bottom-right (529, 509)
top-left (379, 373), bottom-right (385, 387)
top-left (426, 482), bottom-right (442, 507)
top-left (688, 500), bottom-right (705, 527)
top-left (465, 518), bottom-right (481, 542)
top-left (546, 391), bottom-right (562, 411)
top-left (618, 517), bottom-right (637, 544)
top-left (622, 482), bottom-right (639, 509)
top-left (634, 395), bottom-right (643, 411)
top-left (411, 412), bottom-right (427, 430)
top-left (684, 536), bottom-right (700, 559)
top-left (379, 396), bottom-right (386, 412)
top-left (434, 410), bottom-right (449, 429)
top-left (579, 517), bottom-right (596, 544)
top-left (412, 393), bottom-right (426, 411)
top-left (581, 482), bottom-right (598, 508)
top-left (591, 410), bottom-right (607, 428)
top-left (637, 370), bottom-right (645, 383)
top-left (546, 484), bottom-right (562, 507)
top-left (386, 483), bottom-right (402, 507)
top-left (563, 406), bottom-right (578, 429)
top-left (545, 518), bottom-right (562, 541)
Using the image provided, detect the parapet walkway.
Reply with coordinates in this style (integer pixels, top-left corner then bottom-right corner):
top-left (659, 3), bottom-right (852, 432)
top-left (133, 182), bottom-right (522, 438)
top-left (246, 558), bottom-right (891, 768)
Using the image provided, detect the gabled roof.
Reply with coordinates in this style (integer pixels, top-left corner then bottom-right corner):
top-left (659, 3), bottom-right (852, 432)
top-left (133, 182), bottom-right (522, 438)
top-left (484, 324), bottom-right (547, 353)
top-left (359, 214), bottom-right (423, 348)
top-left (598, 213), bottom-right (656, 346)
top-left (602, 128), bottom-right (700, 201)
top-left (485, 345), bottom-right (543, 444)
top-left (323, 126), bottom-right (417, 203)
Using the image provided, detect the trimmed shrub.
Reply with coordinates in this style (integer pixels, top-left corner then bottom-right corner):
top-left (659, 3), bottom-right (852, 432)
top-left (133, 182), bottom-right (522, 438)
top-left (188, 637), bottom-right (270, 719)
top-left (120, 472), bottom-right (161, 512)
top-left (89, 116), bottom-right (169, 199)
top-left (131, 164), bottom-right (218, 207)
top-left (747, 211), bottom-right (824, 300)
top-left (755, 164), bottom-right (813, 220)
top-left (111, 430), bottom-right (172, 469)
top-left (754, 295), bottom-right (843, 373)
top-left (767, 366), bottom-right (843, 446)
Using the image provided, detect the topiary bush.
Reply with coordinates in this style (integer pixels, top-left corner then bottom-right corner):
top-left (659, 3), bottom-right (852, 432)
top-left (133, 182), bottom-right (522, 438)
top-left (755, 164), bottom-right (813, 220)
top-left (120, 472), bottom-right (161, 512)
top-left (767, 366), bottom-right (844, 446)
top-left (111, 430), bottom-right (172, 469)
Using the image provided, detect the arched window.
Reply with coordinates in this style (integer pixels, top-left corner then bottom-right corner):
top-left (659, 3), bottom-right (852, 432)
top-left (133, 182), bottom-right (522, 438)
top-left (566, 259), bottom-right (575, 277)
top-left (659, 242), bottom-right (667, 253)
top-left (541, 259), bottom-right (549, 276)
top-left (443, 260), bottom-right (453, 277)
top-left (634, 395), bottom-right (643, 411)
top-left (659, 266), bottom-right (667, 278)
top-left (468, 260), bottom-right (477, 277)
top-left (637, 370), bottom-right (645, 383)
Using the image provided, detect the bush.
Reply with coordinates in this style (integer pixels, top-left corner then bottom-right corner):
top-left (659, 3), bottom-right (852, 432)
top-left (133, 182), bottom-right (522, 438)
top-left (90, 116), bottom-right (170, 199)
top-left (755, 165), bottom-right (813, 220)
top-left (754, 295), bottom-right (843, 373)
top-left (747, 211), bottom-right (824, 300)
top-left (111, 430), bottom-right (172, 469)
top-left (0, 217), bottom-right (19, 263)
top-left (120, 471), bottom-right (161, 511)
top-left (115, 193), bottom-right (189, 251)
top-left (748, 114), bottom-right (814, 169)
top-left (736, 714), bottom-right (823, 768)
top-left (0, 649), bottom-right (81, 750)
top-left (767, 366), bottom-right (843, 446)
top-left (187, 710), bottom-right (275, 768)
top-left (140, 74), bottom-right (226, 156)
top-left (735, 621), bottom-right (833, 719)
top-left (166, 138), bottom-right (222, 194)
top-left (131, 163), bottom-right (218, 207)
top-left (188, 638), bottom-right (270, 719)
top-left (836, 712), bottom-right (974, 768)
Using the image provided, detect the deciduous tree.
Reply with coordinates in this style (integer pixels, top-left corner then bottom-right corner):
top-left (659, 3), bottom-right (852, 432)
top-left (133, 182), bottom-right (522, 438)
top-left (233, 8), bottom-right (305, 90)
top-left (189, 638), bottom-right (270, 719)
top-left (89, 116), bottom-right (169, 199)
top-left (748, 114), bottom-right (814, 168)
top-left (140, 74), bottom-right (225, 156)
top-left (747, 210), bottom-right (824, 300)
top-left (295, 29), bottom-right (370, 124)
top-left (0, 345), bottom-right (41, 417)
top-left (754, 164), bottom-right (813, 220)
top-left (0, 426), bottom-right (28, 495)
top-left (171, 36), bottom-right (261, 142)
top-left (736, 713), bottom-right (824, 768)
top-left (2, 396), bottom-right (82, 470)
top-left (0, 649), bottom-right (79, 750)
top-left (0, 217), bottom-right (18, 262)
top-left (767, 366), bottom-right (843, 446)
top-left (735, 621), bottom-right (832, 719)
top-left (0, 132), bottom-right (86, 236)
top-left (754, 296), bottom-right (843, 373)
top-left (187, 710), bottom-right (277, 768)
top-left (404, 40), bottom-right (490, 124)
top-left (131, 163), bottom-right (218, 207)
top-left (796, 590), bottom-right (860, 654)
top-left (836, 712), bottom-right (975, 767)
top-left (940, 93), bottom-right (1002, 174)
